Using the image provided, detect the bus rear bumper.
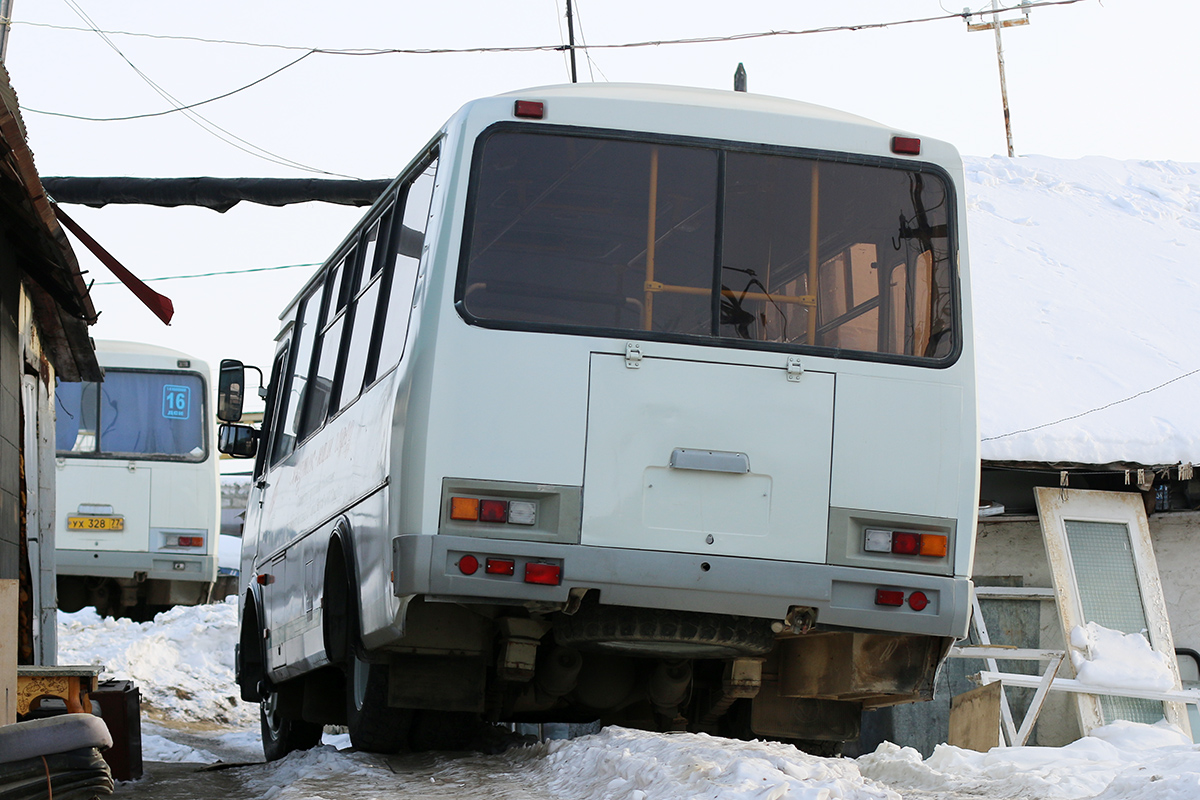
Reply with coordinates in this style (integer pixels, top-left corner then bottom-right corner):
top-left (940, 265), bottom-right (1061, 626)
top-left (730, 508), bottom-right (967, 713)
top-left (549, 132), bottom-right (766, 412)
top-left (57, 549), bottom-right (217, 584)
top-left (392, 533), bottom-right (971, 640)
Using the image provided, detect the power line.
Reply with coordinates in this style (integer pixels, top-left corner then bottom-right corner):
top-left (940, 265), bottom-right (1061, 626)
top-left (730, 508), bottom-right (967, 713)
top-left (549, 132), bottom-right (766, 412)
top-left (90, 261), bottom-right (320, 286)
top-left (21, 0), bottom-right (1093, 58)
top-left (56, 0), bottom-right (358, 179)
top-left (25, 51), bottom-right (313, 122)
top-left (982, 367), bottom-right (1200, 442)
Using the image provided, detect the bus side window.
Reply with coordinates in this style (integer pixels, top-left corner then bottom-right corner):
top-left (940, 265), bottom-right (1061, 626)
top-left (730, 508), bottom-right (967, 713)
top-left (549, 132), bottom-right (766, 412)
top-left (338, 203), bottom-right (394, 410)
top-left (373, 154), bottom-right (438, 376)
top-left (273, 282), bottom-right (325, 463)
top-left (299, 248), bottom-right (356, 439)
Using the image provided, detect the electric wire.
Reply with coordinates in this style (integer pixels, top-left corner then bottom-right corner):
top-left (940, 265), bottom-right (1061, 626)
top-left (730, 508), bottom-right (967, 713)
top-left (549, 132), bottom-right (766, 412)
top-left (982, 367), bottom-right (1200, 441)
top-left (21, 0), bottom-right (1091, 57)
top-left (89, 261), bottom-right (320, 286)
top-left (55, 0), bottom-right (359, 179)
top-left (26, 51), bottom-right (313, 121)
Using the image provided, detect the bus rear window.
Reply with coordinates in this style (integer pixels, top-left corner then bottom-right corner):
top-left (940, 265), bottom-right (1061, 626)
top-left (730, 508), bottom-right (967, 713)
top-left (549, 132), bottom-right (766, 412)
top-left (460, 130), bottom-right (957, 361)
top-left (55, 371), bottom-right (207, 461)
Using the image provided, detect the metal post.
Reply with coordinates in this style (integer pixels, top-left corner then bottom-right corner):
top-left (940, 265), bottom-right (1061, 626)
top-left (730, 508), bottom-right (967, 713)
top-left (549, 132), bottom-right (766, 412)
top-left (991, 0), bottom-right (1015, 157)
top-left (565, 0), bottom-right (578, 84)
top-left (0, 0), bottom-right (14, 64)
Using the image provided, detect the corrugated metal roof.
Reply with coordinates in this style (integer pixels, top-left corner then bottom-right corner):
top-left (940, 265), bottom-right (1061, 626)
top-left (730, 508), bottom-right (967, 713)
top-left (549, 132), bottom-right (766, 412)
top-left (0, 63), bottom-right (99, 382)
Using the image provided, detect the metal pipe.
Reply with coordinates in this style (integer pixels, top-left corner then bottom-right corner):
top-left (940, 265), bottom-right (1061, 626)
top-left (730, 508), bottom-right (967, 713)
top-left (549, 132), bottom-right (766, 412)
top-left (806, 163), bottom-right (820, 344)
top-left (0, 0), bottom-right (14, 64)
top-left (642, 147), bottom-right (659, 330)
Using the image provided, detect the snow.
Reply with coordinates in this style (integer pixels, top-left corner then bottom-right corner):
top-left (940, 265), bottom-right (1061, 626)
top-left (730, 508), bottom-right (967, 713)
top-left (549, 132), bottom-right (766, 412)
top-left (57, 598), bottom-right (256, 727)
top-left (58, 600), bottom-right (1200, 799)
top-left (968, 156), bottom-right (1200, 466)
top-left (1070, 622), bottom-right (1176, 693)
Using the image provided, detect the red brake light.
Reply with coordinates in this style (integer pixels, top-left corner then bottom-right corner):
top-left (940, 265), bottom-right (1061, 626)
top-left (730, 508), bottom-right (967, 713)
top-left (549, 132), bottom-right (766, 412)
top-left (891, 532), bottom-right (920, 555)
top-left (524, 562), bottom-right (561, 586)
top-left (891, 136), bottom-right (921, 155)
top-left (480, 500), bottom-right (508, 523)
top-left (514, 100), bottom-right (544, 119)
top-left (486, 558), bottom-right (515, 576)
top-left (875, 589), bottom-right (904, 607)
top-left (458, 555), bottom-right (479, 575)
top-left (908, 591), bottom-right (929, 611)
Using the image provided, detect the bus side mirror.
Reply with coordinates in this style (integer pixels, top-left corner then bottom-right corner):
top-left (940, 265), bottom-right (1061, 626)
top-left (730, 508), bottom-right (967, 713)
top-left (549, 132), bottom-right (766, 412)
top-left (218, 423), bottom-right (258, 458)
top-left (217, 359), bottom-right (246, 422)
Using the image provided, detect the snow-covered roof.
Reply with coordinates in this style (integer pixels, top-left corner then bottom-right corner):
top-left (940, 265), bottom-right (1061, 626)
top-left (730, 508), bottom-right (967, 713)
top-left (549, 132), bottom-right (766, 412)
top-left (969, 155), bottom-right (1200, 466)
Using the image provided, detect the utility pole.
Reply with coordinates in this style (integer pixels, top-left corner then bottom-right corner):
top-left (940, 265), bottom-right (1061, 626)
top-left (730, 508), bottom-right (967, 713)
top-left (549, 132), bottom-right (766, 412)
top-left (565, 0), bottom-right (578, 84)
top-left (966, 0), bottom-right (1030, 157)
top-left (0, 0), bottom-right (14, 64)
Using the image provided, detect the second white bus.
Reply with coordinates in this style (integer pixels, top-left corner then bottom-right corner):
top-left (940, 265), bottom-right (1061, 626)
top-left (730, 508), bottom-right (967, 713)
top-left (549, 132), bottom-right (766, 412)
top-left (55, 341), bottom-right (219, 619)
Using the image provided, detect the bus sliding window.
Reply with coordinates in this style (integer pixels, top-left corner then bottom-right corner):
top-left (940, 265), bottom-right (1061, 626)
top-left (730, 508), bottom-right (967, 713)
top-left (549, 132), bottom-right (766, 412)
top-left (375, 156), bottom-right (438, 374)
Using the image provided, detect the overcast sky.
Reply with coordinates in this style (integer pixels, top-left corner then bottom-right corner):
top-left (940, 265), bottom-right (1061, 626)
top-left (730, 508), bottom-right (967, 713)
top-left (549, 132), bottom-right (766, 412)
top-left (9, 0), bottom-right (1198, 377)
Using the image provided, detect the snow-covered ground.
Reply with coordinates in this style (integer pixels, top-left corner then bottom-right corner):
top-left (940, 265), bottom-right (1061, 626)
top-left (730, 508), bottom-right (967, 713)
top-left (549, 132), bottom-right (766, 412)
top-left (61, 599), bottom-right (1200, 800)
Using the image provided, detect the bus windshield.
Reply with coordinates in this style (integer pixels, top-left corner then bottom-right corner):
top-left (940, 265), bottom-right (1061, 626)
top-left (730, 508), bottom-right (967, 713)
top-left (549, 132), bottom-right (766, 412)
top-left (55, 370), bottom-right (207, 461)
top-left (461, 129), bottom-right (957, 361)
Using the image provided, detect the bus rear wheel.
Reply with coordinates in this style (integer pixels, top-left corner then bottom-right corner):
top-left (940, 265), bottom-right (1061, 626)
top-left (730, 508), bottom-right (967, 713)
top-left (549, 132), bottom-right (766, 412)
top-left (260, 687), bottom-right (322, 762)
top-left (345, 655), bottom-right (413, 754)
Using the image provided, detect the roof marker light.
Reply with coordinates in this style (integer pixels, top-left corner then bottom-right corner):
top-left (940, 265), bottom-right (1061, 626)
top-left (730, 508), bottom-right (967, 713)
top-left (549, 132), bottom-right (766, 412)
top-left (891, 136), bottom-right (921, 155)
top-left (514, 100), bottom-right (545, 119)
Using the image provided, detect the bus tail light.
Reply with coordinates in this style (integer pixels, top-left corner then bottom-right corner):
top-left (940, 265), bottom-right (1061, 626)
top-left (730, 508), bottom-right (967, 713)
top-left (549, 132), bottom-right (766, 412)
top-left (450, 497), bottom-right (480, 521)
top-left (863, 528), bottom-right (948, 558)
top-left (908, 591), bottom-right (929, 611)
top-left (458, 555), bottom-right (479, 575)
top-left (875, 589), bottom-right (904, 607)
top-left (449, 495), bottom-right (537, 526)
top-left (479, 500), bottom-right (508, 523)
top-left (524, 562), bottom-right (561, 586)
top-left (486, 558), bottom-right (515, 576)
top-left (169, 535), bottom-right (204, 548)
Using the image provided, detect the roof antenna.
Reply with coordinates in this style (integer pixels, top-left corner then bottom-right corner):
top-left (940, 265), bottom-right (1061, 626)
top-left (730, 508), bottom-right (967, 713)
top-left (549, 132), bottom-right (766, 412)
top-left (733, 63), bottom-right (747, 92)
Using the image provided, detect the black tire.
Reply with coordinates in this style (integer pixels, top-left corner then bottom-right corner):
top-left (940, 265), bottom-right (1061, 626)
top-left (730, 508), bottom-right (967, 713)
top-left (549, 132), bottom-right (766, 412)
top-left (261, 688), bottom-right (323, 762)
top-left (554, 606), bottom-right (776, 658)
top-left (345, 655), bottom-right (413, 753)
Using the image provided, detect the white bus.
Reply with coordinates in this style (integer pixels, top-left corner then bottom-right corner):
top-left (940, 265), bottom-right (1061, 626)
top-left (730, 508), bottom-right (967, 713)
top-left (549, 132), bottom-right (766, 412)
top-left (55, 341), bottom-right (220, 619)
top-left (218, 83), bottom-right (978, 760)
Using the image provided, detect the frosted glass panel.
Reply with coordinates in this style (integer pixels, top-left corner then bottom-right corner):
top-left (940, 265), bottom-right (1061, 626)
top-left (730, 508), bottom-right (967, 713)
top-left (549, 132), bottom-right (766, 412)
top-left (1064, 519), bottom-right (1163, 725)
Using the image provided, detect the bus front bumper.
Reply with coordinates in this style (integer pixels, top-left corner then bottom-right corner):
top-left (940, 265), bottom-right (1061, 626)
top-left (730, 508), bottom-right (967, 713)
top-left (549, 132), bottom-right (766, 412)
top-left (392, 533), bottom-right (971, 640)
